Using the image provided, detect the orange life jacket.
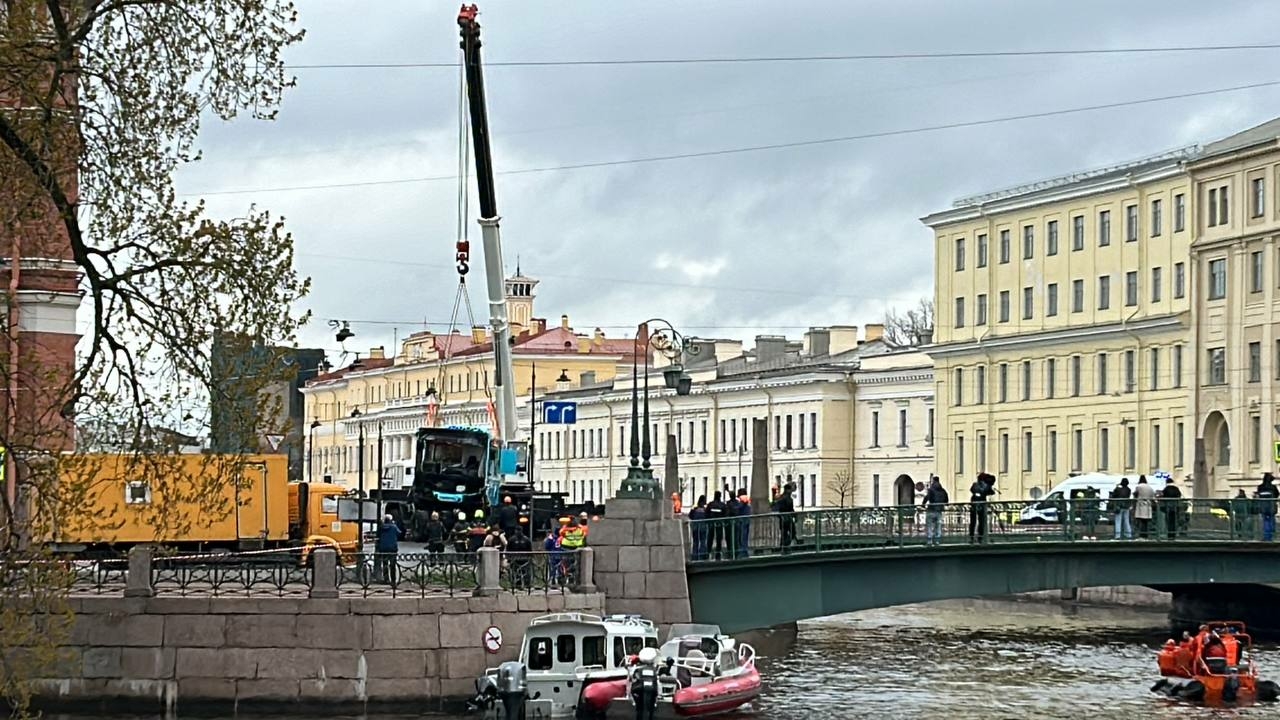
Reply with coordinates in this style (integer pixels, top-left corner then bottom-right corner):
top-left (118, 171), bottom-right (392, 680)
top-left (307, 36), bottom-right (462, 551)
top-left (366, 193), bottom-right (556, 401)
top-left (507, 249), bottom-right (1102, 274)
top-left (1222, 635), bottom-right (1240, 665)
top-left (672, 494), bottom-right (683, 514)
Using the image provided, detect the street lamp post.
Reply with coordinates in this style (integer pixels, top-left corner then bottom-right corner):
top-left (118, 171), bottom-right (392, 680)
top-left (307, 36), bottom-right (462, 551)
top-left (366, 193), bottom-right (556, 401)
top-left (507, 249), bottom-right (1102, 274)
top-left (617, 319), bottom-right (693, 500)
top-left (376, 420), bottom-right (384, 522)
top-left (308, 419), bottom-right (321, 483)
top-left (351, 408), bottom-right (365, 542)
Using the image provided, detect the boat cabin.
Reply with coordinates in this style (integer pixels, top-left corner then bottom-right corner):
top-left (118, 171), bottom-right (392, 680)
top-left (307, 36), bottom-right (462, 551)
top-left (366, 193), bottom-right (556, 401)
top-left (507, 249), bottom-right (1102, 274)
top-left (658, 623), bottom-right (743, 687)
top-left (520, 613), bottom-right (660, 677)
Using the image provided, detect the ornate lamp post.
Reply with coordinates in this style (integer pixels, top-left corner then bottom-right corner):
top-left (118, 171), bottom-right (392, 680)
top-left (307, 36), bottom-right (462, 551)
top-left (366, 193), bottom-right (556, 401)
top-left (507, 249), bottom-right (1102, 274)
top-left (308, 418), bottom-right (321, 482)
top-left (617, 320), bottom-right (693, 500)
top-left (351, 408), bottom-right (365, 536)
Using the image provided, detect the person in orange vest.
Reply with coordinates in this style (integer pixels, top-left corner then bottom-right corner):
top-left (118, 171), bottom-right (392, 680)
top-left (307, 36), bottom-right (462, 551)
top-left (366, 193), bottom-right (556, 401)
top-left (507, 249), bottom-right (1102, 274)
top-left (1221, 627), bottom-right (1241, 667)
top-left (1191, 625), bottom-right (1212, 664)
top-left (672, 493), bottom-right (683, 515)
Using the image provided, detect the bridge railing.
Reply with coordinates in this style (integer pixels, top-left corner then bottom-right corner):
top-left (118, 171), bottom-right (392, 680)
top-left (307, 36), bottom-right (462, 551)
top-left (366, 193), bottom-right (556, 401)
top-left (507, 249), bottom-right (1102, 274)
top-left (685, 497), bottom-right (1273, 562)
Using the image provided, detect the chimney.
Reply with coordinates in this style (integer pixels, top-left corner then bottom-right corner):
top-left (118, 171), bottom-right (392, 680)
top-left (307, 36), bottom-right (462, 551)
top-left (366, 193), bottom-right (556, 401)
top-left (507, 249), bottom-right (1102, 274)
top-left (915, 327), bottom-right (934, 346)
top-left (593, 328), bottom-right (605, 347)
top-left (865, 323), bottom-right (885, 343)
top-left (532, 318), bottom-right (547, 334)
top-left (580, 371), bottom-right (596, 386)
top-left (578, 337), bottom-right (591, 353)
top-left (804, 328), bottom-right (831, 357)
top-left (560, 314), bottom-right (570, 331)
top-left (754, 335), bottom-right (787, 363)
top-left (470, 326), bottom-right (486, 344)
top-left (368, 346), bottom-right (386, 360)
top-left (828, 325), bottom-right (859, 354)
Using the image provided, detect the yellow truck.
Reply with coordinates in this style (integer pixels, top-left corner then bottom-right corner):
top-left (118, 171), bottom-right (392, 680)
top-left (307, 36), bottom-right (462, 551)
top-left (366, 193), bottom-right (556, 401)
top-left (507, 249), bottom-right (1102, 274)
top-left (44, 453), bottom-right (358, 562)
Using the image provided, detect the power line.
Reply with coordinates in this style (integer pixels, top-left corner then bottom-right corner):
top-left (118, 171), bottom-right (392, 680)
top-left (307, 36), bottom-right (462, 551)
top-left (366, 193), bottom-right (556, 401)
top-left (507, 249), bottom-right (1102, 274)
top-left (284, 43), bottom-right (1280, 70)
top-left (184, 78), bottom-right (1280, 197)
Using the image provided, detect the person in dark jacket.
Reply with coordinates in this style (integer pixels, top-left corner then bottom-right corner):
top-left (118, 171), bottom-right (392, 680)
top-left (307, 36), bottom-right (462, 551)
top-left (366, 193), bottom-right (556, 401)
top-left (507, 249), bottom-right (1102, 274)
top-left (968, 473), bottom-right (996, 543)
top-left (497, 496), bottom-right (519, 537)
top-left (507, 520), bottom-right (533, 589)
top-left (726, 492), bottom-right (743, 556)
top-left (1160, 478), bottom-right (1183, 539)
top-left (374, 514), bottom-right (399, 585)
top-left (1256, 473), bottom-right (1278, 541)
top-left (922, 476), bottom-right (949, 546)
top-left (450, 512), bottom-right (470, 555)
top-left (423, 511), bottom-right (447, 563)
top-left (688, 496), bottom-right (708, 561)
top-left (1109, 478), bottom-right (1133, 540)
top-left (773, 484), bottom-right (796, 552)
top-left (706, 491), bottom-right (727, 560)
top-left (735, 488), bottom-right (752, 558)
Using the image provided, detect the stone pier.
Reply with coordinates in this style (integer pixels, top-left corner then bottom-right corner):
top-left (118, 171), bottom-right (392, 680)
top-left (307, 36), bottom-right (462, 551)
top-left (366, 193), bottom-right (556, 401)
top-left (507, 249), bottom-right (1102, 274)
top-left (589, 497), bottom-right (692, 629)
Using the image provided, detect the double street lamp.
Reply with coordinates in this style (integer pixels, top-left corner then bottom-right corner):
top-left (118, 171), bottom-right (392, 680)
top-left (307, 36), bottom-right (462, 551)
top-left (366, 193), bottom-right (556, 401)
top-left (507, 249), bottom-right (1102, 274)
top-left (617, 319), bottom-right (693, 500)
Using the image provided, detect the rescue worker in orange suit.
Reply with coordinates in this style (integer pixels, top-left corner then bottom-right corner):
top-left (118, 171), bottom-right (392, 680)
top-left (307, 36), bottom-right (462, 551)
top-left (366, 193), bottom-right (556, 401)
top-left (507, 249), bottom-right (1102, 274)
top-left (671, 493), bottom-right (682, 515)
top-left (1221, 628), bottom-right (1241, 667)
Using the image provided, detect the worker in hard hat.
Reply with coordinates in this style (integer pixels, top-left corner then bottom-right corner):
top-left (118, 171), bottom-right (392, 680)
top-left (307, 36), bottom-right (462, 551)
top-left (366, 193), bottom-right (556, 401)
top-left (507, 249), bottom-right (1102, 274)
top-left (467, 509), bottom-right (488, 553)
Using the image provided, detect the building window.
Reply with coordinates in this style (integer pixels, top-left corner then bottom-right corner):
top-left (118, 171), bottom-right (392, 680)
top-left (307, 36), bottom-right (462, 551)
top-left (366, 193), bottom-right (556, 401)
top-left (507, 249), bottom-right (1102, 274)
top-left (1173, 345), bottom-right (1184, 388)
top-left (1208, 347), bottom-right (1226, 385)
top-left (1022, 431), bottom-right (1033, 472)
top-left (785, 415), bottom-right (793, 449)
top-left (1098, 209), bottom-right (1111, 246)
top-left (999, 290), bottom-right (1010, 323)
top-left (1276, 339), bottom-right (1280, 380)
top-left (976, 293), bottom-right (988, 325)
top-left (1252, 177), bottom-right (1266, 218)
top-left (1099, 426), bottom-right (1110, 470)
top-left (871, 411), bottom-right (879, 447)
top-left (954, 368), bottom-right (964, 406)
top-left (1218, 423), bottom-right (1230, 467)
top-left (1097, 353), bottom-right (1108, 395)
top-left (898, 408), bottom-right (908, 447)
top-left (1209, 185), bottom-right (1229, 226)
top-left (1251, 414), bottom-right (1262, 464)
top-left (1047, 220), bottom-right (1059, 255)
top-left (926, 408), bottom-right (934, 446)
top-left (999, 432), bottom-right (1009, 474)
top-left (1022, 286), bottom-right (1033, 320)
top-left (1151, 422), bottom-right (1161, 469)
top-left (1124, 350), bottom-right (1135, 392)
top-left (1151, 198), bottom-right (1163, 236)
top-left (977, 233), bottom-right (988, 267)
top-left (1071, 355), bottom-right (1082, 397)
top-left (954, 237), bottom-right (966, 271)
top-left (954, 297), bottom-right (965, 328)
top-left (1021, 361), bottom-right (1031, 401)
top-left (1151, 266), bottom-right (1162, 303)
top-left (998, 363), bottom-right (1008, 403)
top-left (977, 433), bottom-right (987, 471)
top-left (956, 433), bottom-right (965, 475)
top-left (1046, 283), bottom-right (1058, 316)
top-left (1174, 193), bottom-right (1186, 231)
top-left (797, 416), bottom-right (804, 449)
top-left (1048, 429), bottom-right (1058, 472)
top-left (1208, 258), bottom-right (1227, 300)
top-left (1150, 347), bottom-right (1160, 391)
top-left (1249, 341), bottom-right (1262, 383)
top-left (1175, 421), bottom-right (1185, 467)
top-left (1072, 214), bottom-right (1085, 250)
top-left (1022, 225), bottom-right (1034, 259)
top-left (1125, 425), bottom-right (1136, 470)
top-left (1046, 358), bottom-right (1056, 398)
top-left (999, 229), bottom-right (1010, 264)
top-left (1098, 275), bottom-right (1111, 310)
top-left (1071, 279), bottom-right (1084, 313)
top-left (1125, 271), bottom-right (1138, 307)
top-left (976, 366), bottom-right (986, 404)
top-left (1125, 204), bottom-right (1138, 242)
top-left (1251, 251), bottom-right (1264, 293)
top-left (700, 420), bottom-right (707, 452)
top-left (1072, 426), bottom-right (1084, 472)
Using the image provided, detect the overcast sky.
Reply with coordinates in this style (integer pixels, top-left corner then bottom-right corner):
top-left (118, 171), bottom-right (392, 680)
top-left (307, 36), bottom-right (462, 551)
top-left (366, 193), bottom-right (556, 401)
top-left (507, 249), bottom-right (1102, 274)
top-left (174, 0), bottom-right (1280, 365)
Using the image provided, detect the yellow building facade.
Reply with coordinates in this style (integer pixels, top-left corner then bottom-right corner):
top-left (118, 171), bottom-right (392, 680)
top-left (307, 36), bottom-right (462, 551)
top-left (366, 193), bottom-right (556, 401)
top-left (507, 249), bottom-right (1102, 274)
top-left (301, 273), bottom-right (638, 488)
top-left (924, 150), bottom-right (1198, 499)
top-left (1188, 119), bottom-right (1280, 494)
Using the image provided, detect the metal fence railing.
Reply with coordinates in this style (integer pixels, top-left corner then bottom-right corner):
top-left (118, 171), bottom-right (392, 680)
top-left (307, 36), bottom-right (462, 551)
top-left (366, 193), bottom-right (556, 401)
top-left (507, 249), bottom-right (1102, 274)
top-left (499, 551), bottom-right (581, 593)
top-left (152, 557), bottom-right (313, 597)
top-left (687, 498), bottom-right (1277, 562)
top-left (337, 552), bottom-right (477, 597)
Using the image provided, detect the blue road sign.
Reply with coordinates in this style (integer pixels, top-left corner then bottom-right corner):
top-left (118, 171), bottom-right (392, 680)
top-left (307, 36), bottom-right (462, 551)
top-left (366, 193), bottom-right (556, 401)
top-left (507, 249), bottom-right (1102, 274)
top-left (543, 401), bottom-right (578, 425)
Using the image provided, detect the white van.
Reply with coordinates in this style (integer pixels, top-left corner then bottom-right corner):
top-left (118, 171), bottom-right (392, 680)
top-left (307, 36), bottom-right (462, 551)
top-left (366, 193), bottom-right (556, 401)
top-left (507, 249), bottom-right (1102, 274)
top-left (1018, 472), bottom-right (1169, 524)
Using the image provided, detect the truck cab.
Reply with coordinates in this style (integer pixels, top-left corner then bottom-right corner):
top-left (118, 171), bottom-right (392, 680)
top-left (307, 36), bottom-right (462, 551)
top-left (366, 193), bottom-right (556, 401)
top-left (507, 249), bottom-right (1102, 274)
top-left (289, 481), bottom-right (359, 564)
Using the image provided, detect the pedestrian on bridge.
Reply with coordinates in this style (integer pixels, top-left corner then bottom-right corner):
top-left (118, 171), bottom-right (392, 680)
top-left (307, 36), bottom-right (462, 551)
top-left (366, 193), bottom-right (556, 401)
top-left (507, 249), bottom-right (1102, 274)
top-left (707, 491), bottom-right (728, 560)
top-left (1160, 477), bottom-right (1183, 540)
top-left (1133, 475), bottom-right (1156, 539)
top-left (968, 473), bottom-right (995, 544)
top-left (689, 496), bottom-right (709, 561)
top-left (735, 488), bottom-right (752, 558)
top-left (774, 483), bottom-right (797, 552)
top-left (1256, 473), bottom-right (1278, 541)
top-left (922, 476), bottom-right (948, 546)
top-left (1109, 478), bottom-right (1133, 540)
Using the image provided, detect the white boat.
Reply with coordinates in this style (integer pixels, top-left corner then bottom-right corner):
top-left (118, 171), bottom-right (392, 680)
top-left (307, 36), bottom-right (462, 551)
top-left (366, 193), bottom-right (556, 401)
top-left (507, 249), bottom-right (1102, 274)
top-left (469, 612), bottom-right (660, 719)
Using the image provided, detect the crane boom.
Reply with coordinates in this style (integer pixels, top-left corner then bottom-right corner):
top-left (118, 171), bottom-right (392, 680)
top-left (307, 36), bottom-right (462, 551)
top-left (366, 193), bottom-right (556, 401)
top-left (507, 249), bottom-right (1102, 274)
top-left (457, 4), bottom-right (527, 492)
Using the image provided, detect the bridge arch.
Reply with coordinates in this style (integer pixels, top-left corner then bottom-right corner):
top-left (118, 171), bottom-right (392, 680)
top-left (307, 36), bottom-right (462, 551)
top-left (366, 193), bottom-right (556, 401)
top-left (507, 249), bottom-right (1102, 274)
top-left (893, 474), bottom-right (915, 506)
top-left (687, 543), bottom-right (1280, 633)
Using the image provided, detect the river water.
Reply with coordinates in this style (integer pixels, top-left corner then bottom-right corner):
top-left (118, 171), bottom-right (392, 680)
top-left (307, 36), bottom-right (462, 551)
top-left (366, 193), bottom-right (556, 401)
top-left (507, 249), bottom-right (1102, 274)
top-left (58, 599), bottom-right (1278, 719)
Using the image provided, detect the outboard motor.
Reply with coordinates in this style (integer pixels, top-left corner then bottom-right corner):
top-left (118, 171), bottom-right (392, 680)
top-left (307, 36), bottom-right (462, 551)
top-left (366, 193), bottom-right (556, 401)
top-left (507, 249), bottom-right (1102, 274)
top-left (630, 648), bottom-right (661, 720)
top-left (496, 661), bottom-right (528, 720)
top-left (1223, 673), bottom-right (1239, 704)
top-left (466, 675), bottom-right (499, 713)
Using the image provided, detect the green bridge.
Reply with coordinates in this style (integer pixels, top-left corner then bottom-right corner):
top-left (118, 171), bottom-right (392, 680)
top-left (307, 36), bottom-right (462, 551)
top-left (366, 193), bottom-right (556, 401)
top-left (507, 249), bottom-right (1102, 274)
top-left (683, 499), bottom-right (1280, 633)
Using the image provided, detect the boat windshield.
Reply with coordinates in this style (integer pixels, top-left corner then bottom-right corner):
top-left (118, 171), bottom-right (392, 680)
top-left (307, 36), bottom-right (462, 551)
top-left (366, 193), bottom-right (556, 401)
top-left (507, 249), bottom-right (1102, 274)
top-left (666, 623), bottom-right (722, 642)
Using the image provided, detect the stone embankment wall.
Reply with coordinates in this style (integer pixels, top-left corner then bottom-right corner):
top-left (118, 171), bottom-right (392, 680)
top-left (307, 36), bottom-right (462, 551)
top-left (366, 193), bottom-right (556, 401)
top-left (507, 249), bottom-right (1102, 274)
top-left (1015, 585), bottom-right (1172, 609)
top-left (33, 591), bottom-right (606, 713)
